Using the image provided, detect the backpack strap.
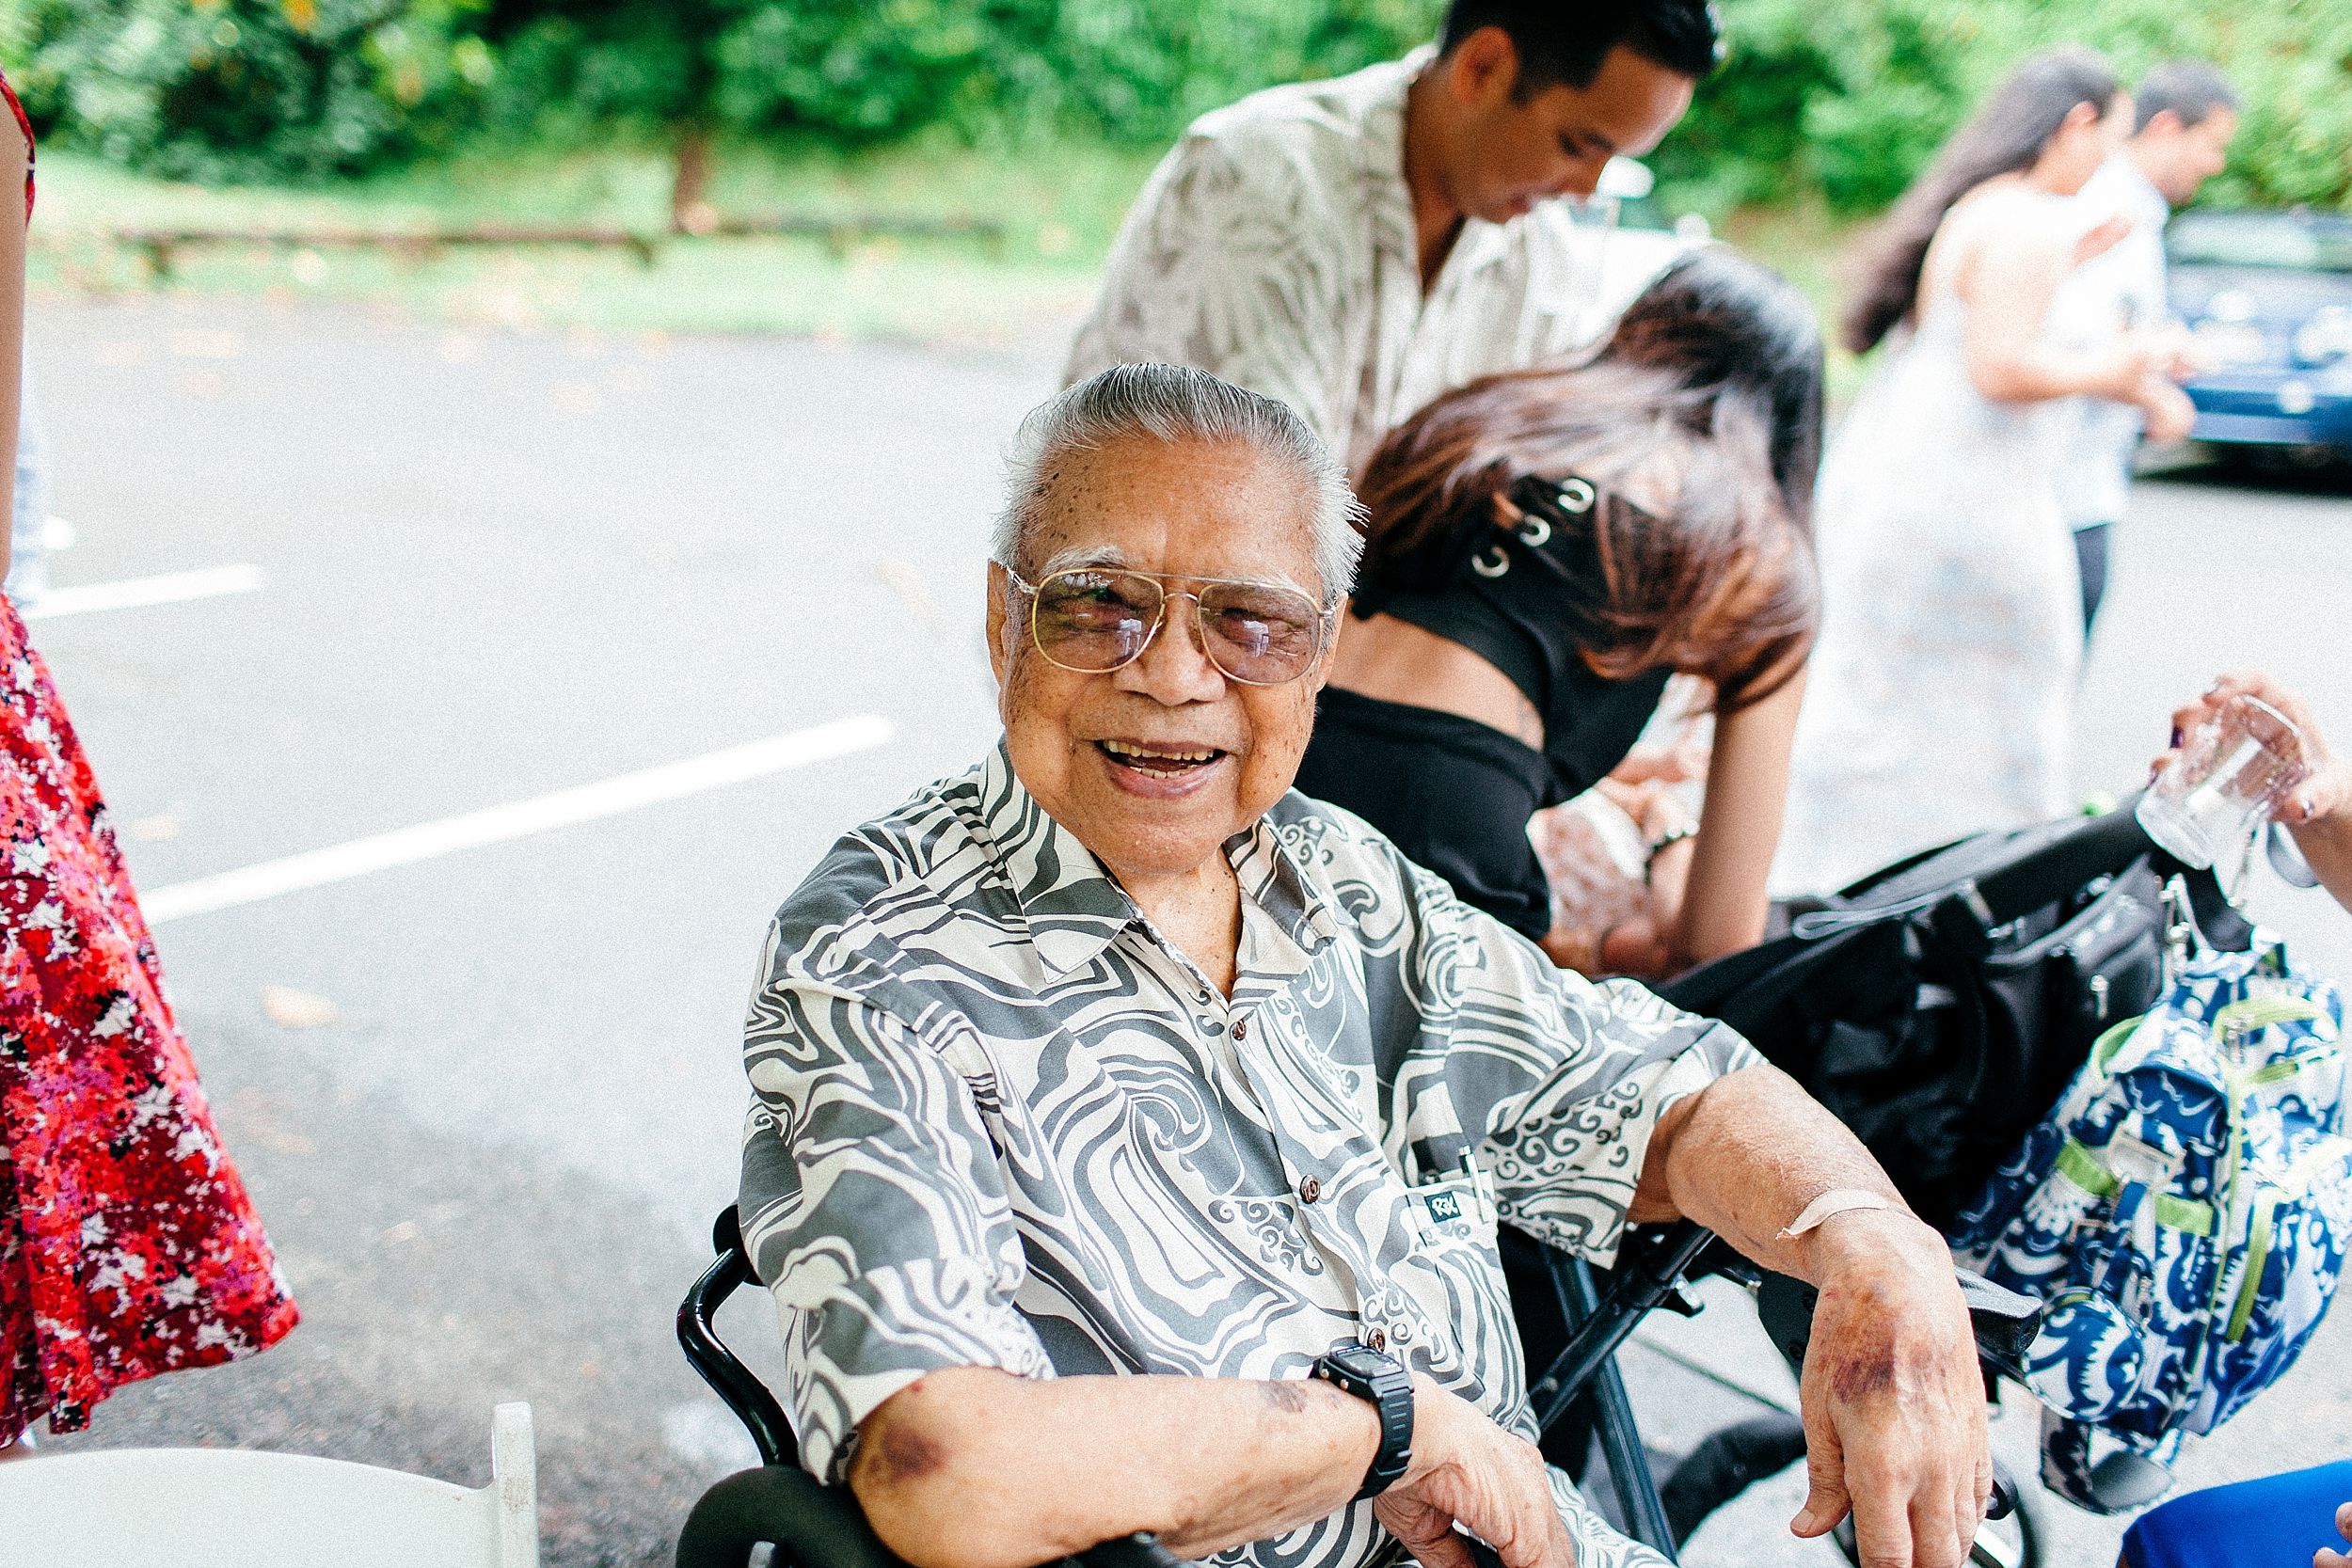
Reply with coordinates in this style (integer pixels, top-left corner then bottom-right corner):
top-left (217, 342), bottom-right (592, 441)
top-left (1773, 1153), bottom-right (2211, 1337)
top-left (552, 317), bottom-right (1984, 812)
top-left (1788, 805), bottom-right (2156, 946)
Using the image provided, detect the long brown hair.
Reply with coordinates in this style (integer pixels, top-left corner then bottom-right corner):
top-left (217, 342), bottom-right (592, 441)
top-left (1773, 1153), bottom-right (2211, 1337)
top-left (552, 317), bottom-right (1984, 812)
top-left (1842, 48), bottom-right (2121, 355)
top-left (1355, 355), bottom-right (1816, 711)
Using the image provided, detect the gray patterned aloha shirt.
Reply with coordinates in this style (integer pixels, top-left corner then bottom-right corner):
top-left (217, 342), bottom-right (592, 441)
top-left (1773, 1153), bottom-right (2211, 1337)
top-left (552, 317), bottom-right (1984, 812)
top-left (739, 745), bottom-right (1757, 1568)
top-left (1062, 48), bottom-right (1675, 477)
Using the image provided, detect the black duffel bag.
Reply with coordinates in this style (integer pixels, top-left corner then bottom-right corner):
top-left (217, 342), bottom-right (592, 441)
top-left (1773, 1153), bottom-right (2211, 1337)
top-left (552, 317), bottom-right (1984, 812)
top-left (1661, 802), bottom-right (2251, 1230)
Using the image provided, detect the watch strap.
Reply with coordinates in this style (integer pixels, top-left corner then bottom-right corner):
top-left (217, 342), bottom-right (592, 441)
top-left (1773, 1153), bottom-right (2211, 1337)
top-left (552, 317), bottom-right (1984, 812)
top-left (1312, 1344), bottom-right (1414, 1500)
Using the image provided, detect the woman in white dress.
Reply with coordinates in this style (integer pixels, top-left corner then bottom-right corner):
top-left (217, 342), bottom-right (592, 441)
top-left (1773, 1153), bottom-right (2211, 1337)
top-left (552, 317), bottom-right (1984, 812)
top-left (1776, 48), bottom-right (2194, 895)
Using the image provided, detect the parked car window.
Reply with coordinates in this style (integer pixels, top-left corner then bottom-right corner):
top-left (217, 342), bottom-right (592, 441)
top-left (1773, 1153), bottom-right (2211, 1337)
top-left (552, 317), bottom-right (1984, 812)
top-left (2169, 213), bottom-right (2352, 275)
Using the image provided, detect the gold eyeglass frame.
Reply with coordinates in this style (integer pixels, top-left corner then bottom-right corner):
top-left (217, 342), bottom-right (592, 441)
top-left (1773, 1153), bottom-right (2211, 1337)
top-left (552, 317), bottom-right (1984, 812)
top-left (999, 562), bottom-right (1336, 687)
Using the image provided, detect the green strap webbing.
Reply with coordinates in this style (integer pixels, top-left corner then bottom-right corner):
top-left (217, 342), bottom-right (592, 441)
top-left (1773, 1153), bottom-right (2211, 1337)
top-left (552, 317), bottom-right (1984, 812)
top-left (2226, 1194), bottom-right (2280, 1343)
top-left (2055, 1139), bottom-right (2215, 1234)
top-left (2213, 995), bottom-right (2328, 1040)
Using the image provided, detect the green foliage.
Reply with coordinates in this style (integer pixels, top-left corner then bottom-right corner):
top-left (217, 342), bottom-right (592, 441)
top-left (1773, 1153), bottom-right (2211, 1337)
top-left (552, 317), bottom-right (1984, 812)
top-left (14, 0), bottom-right (491, 182)
top-left (12, 0), bottom-right (2351, 212)
top-left (1663, 0), bottom-right (2352, 216)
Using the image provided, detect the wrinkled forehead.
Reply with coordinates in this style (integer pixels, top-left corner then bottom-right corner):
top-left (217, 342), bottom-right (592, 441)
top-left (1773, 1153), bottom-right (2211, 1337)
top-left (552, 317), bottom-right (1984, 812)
top-left (1019, 433), bottom-right (1323, 594)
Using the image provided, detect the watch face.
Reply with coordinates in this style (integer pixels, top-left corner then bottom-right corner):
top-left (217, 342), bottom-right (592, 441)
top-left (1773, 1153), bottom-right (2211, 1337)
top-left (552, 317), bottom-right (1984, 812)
top-left (1329, 1343), bottom-right (1388, 1378)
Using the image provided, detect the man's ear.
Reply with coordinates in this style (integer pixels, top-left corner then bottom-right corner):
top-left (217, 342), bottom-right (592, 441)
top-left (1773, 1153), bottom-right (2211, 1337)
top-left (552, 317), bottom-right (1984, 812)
top-left (985, 563), bottom-right (1011, 687)
top-left (1446, 24), bottom-right (1519, 105)
top-left (2138, 108), bottom-right (2184, 144)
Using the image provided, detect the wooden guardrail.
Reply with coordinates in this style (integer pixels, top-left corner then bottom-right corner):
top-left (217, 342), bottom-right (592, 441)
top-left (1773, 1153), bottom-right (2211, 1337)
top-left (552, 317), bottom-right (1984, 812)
top-left (103, 212), bottom-right (1009, 280)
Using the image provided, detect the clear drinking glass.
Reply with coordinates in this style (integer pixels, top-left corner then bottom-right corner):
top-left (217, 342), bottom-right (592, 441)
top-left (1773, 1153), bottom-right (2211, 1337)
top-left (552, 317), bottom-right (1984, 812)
top-left (2135, 695), bottom-right (2310, 871)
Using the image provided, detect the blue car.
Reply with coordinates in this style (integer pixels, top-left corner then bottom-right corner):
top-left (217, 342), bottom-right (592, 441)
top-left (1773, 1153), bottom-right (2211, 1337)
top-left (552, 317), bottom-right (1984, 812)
top-left (2167, 208), bottom-right (2352, 461)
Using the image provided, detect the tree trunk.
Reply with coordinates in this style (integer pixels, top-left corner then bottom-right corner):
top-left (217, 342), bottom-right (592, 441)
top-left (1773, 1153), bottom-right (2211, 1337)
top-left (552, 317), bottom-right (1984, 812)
top-left (671, 127), bottom-right (716, 235)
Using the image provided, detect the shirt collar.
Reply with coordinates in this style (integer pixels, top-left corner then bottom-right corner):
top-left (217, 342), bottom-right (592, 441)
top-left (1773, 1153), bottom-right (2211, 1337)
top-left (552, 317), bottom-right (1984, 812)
top-left (2094, 153), bottom-right (2170, 229)
top-left (1363, 44), bottom-right (1518, 284)
top-left (974, 742), bottom-right (1341, 976)
top-left (1360, 47), bottom-right (1423, 214)
top-left (2122, 159), bottom-right (2170, 229)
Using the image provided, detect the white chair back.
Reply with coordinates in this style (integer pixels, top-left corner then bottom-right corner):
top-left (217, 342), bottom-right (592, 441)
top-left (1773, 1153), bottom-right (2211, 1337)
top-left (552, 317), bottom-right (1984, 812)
top-left (0, 1401), bottom-right (536, 1567)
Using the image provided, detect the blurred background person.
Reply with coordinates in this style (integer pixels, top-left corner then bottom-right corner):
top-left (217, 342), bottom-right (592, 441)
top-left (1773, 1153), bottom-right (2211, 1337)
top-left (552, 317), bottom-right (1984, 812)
top-left (1776, 48), bottom-right (2190, 896)
top-left (1296, 250), bottom-right (1820, 981)
top-left (0, 72), bottom-right (296, 1461)
top-left (2059, 58), bottom-right (2239, 641)
top-left (3, 361), bottom-right (46, 609)
top-left (1064, 1), bottom-right (1718, 473)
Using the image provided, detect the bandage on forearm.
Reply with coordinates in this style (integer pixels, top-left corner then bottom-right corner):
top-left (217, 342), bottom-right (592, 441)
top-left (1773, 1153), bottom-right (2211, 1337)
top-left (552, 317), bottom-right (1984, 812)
top-left (1777, 1188), bottom-right (1895, 1240)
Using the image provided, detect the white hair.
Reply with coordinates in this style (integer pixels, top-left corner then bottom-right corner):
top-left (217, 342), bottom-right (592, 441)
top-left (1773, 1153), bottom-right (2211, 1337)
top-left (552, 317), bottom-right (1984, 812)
top-left (992, 363), bottom-right (1364, 602)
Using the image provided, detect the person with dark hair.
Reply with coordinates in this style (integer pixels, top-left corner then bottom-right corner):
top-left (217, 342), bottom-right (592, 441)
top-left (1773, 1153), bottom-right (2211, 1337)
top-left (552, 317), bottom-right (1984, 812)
top-left (1295, 250), bottom-right (1821, 979)
top-left (2058, 58), bottom-right (2239, 640)
top-left (1776, 49), bottom-right (2185, 895)
top-left (1066, 2), bottom-right (1720, 473)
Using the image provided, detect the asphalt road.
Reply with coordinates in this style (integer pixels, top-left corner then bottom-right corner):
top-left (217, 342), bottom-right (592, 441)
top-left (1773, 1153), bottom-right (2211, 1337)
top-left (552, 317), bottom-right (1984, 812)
top-left (19, 294), bottom-right (2352, 1567)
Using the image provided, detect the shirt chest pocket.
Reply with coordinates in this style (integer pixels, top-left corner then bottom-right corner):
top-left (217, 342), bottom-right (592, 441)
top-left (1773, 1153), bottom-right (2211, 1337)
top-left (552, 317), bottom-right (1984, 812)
top-left (1405, 1167), bottom-right (1497, 1246)
top-left (1381, 1171), bottom-right (1516, 1400)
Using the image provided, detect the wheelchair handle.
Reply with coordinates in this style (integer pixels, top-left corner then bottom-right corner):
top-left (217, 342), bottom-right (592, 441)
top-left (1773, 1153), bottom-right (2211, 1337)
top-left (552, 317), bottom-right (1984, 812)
top-left (678, 1208), bottom-right (798, 1470)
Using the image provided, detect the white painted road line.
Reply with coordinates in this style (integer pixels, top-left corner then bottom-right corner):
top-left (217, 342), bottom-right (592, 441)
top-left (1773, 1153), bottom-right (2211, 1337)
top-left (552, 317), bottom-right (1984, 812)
top-left (24, 563), bottom-right (264, 620)
top-left (142, 714), bottom-right (895, 924)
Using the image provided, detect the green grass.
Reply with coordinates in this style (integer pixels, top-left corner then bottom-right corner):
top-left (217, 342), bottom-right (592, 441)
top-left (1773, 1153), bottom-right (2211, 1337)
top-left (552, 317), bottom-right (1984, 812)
top-left (28, 137), bottom-right (1164, 342)
top-left (28, 137), bottom-right (1874, 364)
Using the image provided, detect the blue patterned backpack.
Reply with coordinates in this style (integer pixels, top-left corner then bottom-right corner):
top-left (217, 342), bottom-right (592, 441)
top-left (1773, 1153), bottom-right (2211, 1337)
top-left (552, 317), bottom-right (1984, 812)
top-left (1950, 932), bottom-right (2350, 1513)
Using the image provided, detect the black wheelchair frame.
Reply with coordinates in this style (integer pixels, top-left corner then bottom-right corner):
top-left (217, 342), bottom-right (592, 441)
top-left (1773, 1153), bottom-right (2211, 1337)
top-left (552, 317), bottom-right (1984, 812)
top-left (675, 1205), bottom-right (2042, 1568)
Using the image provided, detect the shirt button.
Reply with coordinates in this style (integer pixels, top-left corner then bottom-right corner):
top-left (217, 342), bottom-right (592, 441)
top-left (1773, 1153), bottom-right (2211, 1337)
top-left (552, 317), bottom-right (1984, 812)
top-left (1232, 1018), bottom-right (1249, 1041)
top-left (1365, 1327), bottom-right (1387, 1353)
top-left (1299, 1176), bottom-right (1322, 1204)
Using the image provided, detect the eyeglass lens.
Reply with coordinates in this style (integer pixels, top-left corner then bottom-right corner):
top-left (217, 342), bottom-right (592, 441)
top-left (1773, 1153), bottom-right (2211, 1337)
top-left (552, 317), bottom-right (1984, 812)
top-left (1029, 570), bottom-right (1322, 685)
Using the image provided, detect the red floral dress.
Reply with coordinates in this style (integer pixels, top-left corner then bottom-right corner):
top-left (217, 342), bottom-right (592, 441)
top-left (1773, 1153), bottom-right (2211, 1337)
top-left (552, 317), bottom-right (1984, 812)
top-left (0, 76), bottom-right (297, 1444)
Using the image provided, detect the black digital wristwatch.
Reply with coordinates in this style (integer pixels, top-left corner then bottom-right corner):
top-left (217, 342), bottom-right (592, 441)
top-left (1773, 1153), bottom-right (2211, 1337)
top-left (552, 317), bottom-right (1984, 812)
top-left (1311, 1342), bottom-right (1414, 1500)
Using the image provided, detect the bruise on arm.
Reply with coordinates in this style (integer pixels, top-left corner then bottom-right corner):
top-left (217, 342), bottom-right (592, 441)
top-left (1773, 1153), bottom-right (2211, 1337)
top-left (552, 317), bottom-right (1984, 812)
top-left (1259, 1379), bottom-right (1311, 1415)
top-left (850, 1371), bottom-right (961, 1498)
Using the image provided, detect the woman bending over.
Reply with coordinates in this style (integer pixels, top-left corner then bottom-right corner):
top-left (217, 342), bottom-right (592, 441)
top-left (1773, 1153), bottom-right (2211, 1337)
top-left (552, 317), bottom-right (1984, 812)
top-left (1295, 249), bottom-right (1820, 978)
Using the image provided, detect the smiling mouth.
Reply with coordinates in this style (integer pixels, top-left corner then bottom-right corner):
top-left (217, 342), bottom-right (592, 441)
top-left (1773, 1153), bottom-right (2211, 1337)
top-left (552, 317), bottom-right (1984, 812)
top-left (1095, 738), bottom-right (1230, 776)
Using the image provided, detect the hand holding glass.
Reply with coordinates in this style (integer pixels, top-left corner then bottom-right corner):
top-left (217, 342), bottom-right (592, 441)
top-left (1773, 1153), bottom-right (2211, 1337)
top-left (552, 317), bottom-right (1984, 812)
top-left (2136, 696), bottom-right (2310, 870)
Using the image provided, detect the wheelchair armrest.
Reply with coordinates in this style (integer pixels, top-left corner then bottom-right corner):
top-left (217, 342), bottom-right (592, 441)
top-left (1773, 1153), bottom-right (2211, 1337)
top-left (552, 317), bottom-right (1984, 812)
top-left (676, 1466), bottom-right (1197, 1568)
top-left (677, 1466), bottom-right (909, 1568)
top-left (1075, 1534), bottom-right (1193, 1568)
top-left (1755, 1265), bottom-right (2043, 1380)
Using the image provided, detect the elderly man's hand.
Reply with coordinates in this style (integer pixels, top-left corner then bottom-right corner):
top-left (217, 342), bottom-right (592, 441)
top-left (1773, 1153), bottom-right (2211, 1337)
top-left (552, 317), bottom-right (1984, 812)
top-left (1788, 1211), bottom-right (1992, 1568)
top-left (1375, 1376), bottom-right (1575, 1568)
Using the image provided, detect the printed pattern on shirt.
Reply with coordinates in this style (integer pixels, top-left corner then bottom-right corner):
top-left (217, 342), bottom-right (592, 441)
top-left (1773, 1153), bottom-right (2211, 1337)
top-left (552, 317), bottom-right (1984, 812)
top-left (1063, 50), bottom-right (1650, 474)
top-left (739, 745), bottom-right (1753, 1568)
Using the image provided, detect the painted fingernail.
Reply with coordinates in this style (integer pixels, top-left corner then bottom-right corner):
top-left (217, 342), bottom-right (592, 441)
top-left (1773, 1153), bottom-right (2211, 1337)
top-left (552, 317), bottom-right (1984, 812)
top-left (2169, 726), bottom-right (2183, 748)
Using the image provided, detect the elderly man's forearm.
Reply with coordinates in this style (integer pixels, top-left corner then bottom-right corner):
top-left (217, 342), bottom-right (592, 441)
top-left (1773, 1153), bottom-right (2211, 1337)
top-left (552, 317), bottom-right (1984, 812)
top-left (850, 1366), bottom-right (1378, 1568)
top-left (1629, 1062), bottom-right (1922, 1279)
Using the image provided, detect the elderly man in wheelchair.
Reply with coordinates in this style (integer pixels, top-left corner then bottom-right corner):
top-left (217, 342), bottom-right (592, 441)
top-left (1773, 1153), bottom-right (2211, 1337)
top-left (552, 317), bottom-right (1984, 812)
top-left (727, 364), bottom-right (1992, 1568)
